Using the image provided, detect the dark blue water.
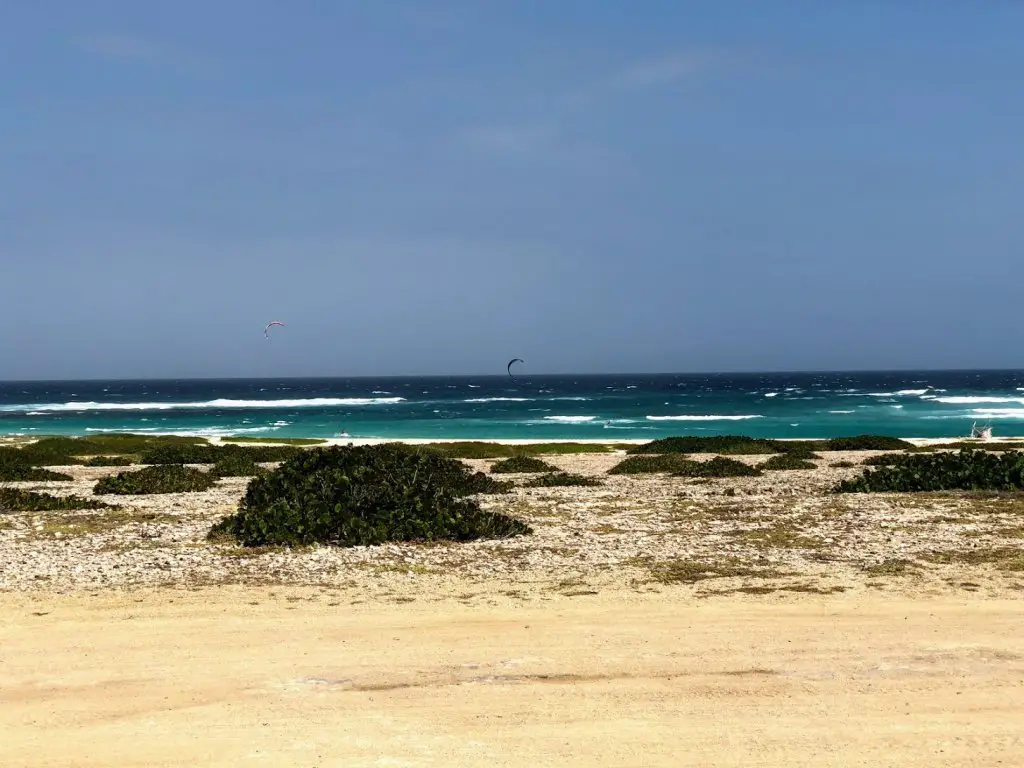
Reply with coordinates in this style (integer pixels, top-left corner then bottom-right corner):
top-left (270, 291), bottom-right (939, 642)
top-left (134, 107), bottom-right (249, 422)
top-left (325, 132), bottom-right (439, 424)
top-left (3, 371), bottom-right (1024, 440)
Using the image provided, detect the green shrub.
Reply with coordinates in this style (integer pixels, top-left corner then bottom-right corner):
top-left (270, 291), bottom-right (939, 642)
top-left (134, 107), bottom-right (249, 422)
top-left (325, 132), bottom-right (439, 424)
top-left (139, 442), bottom-right (303, 465)
top-left (1, 487), bottom-right (113, 512)
top-left (673, 457), bottom-right (762, 478)
top-left (82, 455), bottom-right (134, 467)
top-left (824, 435), bottom-right (913, 451)
top-left (139, 443), bottom-right (220, 464)
top-left (2, 434), bottom-right (207, 466)
top-left (861, 453), bottom-right (909, 466)
top-left (210, 454), bottom-right (266, 478)
top-left (830, 460), bottom-right (856, 468)
top-left (0, 460), bottom-right (73, 482)
top-left (94, 465), bottom-right (217, 495)
top-left (626, 436), bottom-right (781, 455)
top-left (609, 454), bottom-right (701, 474)
top-left (490, 456), bottom-right (558, 474)
top-left (524, 472), bottom-right (603, 488)
top-left (760, 453), bottom-right (818, 471)
top-left (0, 444), bottom-right (83, 467)
top-left (836, 449), bottom-right (1024, 493)
top-left (208, 443), bottom-right (530, 548)
top-left (609, 454), bottom-right (761, 477)
top-left (423, 442), bottom-right (621, 459)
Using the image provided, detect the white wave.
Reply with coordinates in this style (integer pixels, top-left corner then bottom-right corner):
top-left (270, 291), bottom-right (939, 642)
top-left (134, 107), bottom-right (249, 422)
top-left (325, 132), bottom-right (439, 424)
top-left (764, 392), bottom-right (779, 398)
top-left (271, 421), bottom-right (290, 426)
top-left (890, 405), bottom-right (904, 409)
top-left (464, 397), bottom-right (531, 403)
top-left (0, 397), bottom-right (406, 413)
top-left (550, 397), bottom-right (591, 401)
top-left (933, 396), bottom-right (1024, 405)
top-left (371, 390), bottom-right (392, 395)
top-left (645, 414), bottom-right (763, 422)
top-left (829, 410), bottom-right (855, 414)
top-left (542, 416), bottom-right (598, 423)
top-left (84, 425), bottom-right (278, 436)
top-left (972, 409), bottom-right (1024, 419)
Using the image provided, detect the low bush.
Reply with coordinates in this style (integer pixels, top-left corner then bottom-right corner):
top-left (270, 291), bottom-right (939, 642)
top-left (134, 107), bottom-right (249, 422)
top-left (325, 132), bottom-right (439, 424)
top-left (823, 435), bottom-right (913, 451)
top-left (1, 487), bottom-right (112, 512)
top-left (609, 454), bottom-right (700, 474)
top-left (490, 456), bottom-right (558, 474)
top-left (208, 444), bottom-right (530, 548)
top-left (139, 442), bottom-right (303, 465)
top-left (830, 460), bottom-right (856, 468)
top-left (760, 453), bottom-right (818, 471)
top-left (609, 454), bottom-right (761, 477)
top-left (836, 449), bottom-right (1024, 493)
top-left (626, 436), bottom-right (782, 455)
top-left (0, 461), bottom-right (73, 482)
top-left (861, 453), bottom-right (909, 467)
top-left (424, 442), bottom-right (621, 459)
top-left (82, 455), bottom-right (133, 467)
top-left (94, 465), bottom-right (217, 495)
top-left (209, 454), bottom-right (266, 478)
top-left (673, 457), bottom-right (762, 478)
top-left (524, 472), bottom-right (603, 488)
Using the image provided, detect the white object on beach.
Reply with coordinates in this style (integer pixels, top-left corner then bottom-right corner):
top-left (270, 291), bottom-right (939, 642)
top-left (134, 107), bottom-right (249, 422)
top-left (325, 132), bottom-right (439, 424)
top-left (970, 422), bottom-right (993, 440)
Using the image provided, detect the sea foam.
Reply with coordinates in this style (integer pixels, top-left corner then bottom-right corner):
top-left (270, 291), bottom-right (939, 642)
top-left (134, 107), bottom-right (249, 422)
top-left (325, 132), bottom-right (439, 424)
top-left (0, 397), bottom-right (406, 413)
top-left (645, 414), bottom-right (763, 421)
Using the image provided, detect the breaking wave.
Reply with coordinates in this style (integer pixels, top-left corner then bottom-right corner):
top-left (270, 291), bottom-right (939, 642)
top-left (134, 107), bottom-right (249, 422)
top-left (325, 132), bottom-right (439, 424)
top-left (0, 397), bottom-right (407, 413)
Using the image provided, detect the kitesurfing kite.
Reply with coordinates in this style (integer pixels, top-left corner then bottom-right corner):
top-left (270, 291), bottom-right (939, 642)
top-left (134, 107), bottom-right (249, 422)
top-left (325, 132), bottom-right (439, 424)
top-left (507, 358), bottom-right (524, 379)
top-left (264, 321), bottom-right (285, 339)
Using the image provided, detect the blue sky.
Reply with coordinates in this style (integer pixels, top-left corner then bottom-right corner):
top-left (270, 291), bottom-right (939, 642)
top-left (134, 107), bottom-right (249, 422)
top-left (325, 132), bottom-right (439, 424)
top-left (3, 1), bottom-right (1023, 379)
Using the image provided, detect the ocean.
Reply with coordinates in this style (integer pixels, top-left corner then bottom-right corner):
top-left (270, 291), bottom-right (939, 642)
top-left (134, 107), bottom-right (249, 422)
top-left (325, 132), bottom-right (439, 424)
top-left (3, 371), bottom-right (1024, 441)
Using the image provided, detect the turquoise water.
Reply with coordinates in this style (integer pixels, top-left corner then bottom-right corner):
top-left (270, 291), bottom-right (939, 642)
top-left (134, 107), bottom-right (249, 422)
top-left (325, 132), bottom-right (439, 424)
top-left (3, 371), bottom-right (1024, 440)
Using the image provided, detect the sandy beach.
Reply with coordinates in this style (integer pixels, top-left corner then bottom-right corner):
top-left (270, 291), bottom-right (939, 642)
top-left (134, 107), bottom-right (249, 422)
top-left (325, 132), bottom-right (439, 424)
top-left (3, 445), bottom-right (1024, 766)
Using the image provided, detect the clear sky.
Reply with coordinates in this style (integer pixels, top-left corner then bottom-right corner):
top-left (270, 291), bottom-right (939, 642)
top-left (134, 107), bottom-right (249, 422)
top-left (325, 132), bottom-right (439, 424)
top-left (3, 1), bottom-right (1023, 379)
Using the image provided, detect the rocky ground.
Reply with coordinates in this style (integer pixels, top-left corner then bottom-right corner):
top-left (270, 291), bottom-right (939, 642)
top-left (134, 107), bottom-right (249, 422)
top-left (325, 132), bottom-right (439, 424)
top-left (2, 450), bottom-right (1023, 598)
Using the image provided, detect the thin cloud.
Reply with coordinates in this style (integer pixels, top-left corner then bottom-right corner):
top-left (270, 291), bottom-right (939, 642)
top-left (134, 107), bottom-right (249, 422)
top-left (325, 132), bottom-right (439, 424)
top-left (460, 124), bottom-right (557, 154)
top-left (605, 51), bottom-right (714, 90)
top-left (78, 33), bottom-right (215, 74)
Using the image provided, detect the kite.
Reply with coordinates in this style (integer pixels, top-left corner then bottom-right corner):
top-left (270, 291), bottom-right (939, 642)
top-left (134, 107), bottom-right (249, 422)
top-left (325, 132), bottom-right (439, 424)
top-left (507, 358), bottom-right (524, 378)
top-left (264, 321), bottom-right (285, 339)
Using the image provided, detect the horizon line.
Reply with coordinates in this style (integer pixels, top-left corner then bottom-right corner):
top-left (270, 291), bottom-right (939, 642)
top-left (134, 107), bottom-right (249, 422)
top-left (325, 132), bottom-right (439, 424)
top-left (3, 366), bottom-right (1024, 385)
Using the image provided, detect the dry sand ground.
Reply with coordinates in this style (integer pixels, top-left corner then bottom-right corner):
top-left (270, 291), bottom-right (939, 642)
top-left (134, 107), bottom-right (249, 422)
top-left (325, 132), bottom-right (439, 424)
top-left (3, 449), bottom-right (1024, 766)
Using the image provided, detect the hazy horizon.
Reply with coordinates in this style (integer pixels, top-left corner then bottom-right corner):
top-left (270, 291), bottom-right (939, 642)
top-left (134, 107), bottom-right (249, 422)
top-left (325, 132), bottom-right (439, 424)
top-left (4, 2), bottom-right (1023, 380)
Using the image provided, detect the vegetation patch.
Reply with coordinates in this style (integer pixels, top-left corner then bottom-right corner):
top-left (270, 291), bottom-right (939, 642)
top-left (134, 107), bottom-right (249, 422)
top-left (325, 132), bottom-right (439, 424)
top-left (823, 435), bottom-right (913, 451)
top-left (1, 434), bottom-right (206, 467)
top-left (0, 461), bottom-right (73, 482)
top-left (727, 523), bottom-right (823, 549)
top-left (862, 558), bottom-right (919, 576)
top-left (830, 460), bottom-right (856, 468)
top-left (634, 556), bottom-right (790, 584)
top-left (1, 487), bottom-right (113, 513)
top-left (423, 442), bottom-right (622, 459)
top-left (837, 449), bottom-right (1024, 493)
top-left (759, 453), bottom-right (819, 471)
top-left (627, 436), bottom-right (789, 455)
top-left (140, 442), bottom-right (303, 465)
top-left (219, 436), bottom-right (327, 445)
top-left (921, 546), bottom-right (1024, 572)
top-left (82, 455), bottom-right (134, 467)
top-left (490, 456), bottom-right (558, 474)
top-left (35, 510), bottom-right (177, 538)
top-left (209, 454), bottom-right (266, 478)
top-left (208, 443), bottom-right (531, 548)
top-left (94, 465), bottom-right (217, 495)
top-left (524, 472), bottom-right (603, 488)
top-left (674, 457), bottom-right (762, 478)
